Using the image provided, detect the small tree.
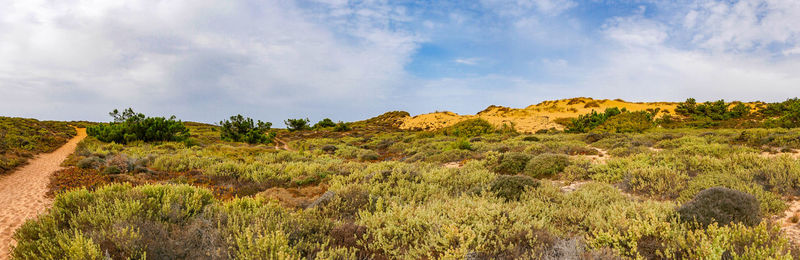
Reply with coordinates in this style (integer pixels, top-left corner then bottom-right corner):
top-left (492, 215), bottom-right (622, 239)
top-left (285, 118), bottom-right (311, 132)
top-left (313, 118), bottom-right (337, 129)
top-left (219, 115), bottom-right (275, 144)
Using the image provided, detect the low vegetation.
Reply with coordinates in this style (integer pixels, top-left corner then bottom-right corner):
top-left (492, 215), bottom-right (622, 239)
top-left (0, 116), bottom-right (76, 174)
top-left (11, 97), bottom-right (800, 259)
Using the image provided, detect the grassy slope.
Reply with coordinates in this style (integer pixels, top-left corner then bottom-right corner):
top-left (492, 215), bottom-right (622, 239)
top-left (0, 116), bottom-right (76, 174)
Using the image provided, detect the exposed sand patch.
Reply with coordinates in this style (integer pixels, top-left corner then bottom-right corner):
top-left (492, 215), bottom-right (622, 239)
top-left (777, 198), bottom-right (800, 245)
top-left (443, 162), bottom-right (462, 169)
top-left (0, 128), bottom-right (86, 259)
top-left (573, 147), bottom-right (609, 164)
top-left (760, 149), bottom-right (800, 160)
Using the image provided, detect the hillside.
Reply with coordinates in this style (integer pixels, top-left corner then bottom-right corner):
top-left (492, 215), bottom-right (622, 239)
top-left (398, 97), bottom-right (680, 133)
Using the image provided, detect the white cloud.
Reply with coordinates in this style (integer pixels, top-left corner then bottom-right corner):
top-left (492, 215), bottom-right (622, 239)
top-left (454, 58), bottom-right (480, 65)
top-left (0, 0), bottom-right (419, 122)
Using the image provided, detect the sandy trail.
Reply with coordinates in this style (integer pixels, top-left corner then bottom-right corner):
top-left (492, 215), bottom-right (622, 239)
top-left (0, 128), bottom-right (86, 259)
top-left (273, 137), bottom-right (293, 151)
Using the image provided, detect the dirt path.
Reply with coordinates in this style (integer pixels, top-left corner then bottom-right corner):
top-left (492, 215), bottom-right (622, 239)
top-left (273, 137), bottom-right (294, 151)
top-left (0, 128), bottom-right (86, 259)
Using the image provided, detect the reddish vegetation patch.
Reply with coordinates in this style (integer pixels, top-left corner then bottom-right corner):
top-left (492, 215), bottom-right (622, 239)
top-left (257, 184), bottom-right (329, 208)
top-left (48, 167), bottom-right (111, 196)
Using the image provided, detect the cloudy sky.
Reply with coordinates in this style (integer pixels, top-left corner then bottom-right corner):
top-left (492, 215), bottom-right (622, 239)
top-left (1, 0), bottom-right (799, 125)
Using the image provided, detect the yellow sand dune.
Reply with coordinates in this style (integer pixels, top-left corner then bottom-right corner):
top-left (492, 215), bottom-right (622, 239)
top-left (399, 97), bottom-right (680, 133)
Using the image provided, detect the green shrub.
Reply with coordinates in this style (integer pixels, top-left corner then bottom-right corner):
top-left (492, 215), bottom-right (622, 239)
top-left (219, 114), bottom-right (275, 144)
top-left (284, 118), bottom-right (311, 131)
top-left (524, 153), bottom-right (570, 178)
top-left (313, 118), bottom-right (337, 129)
top-left (593, 111), bottom-right (653, 133)
top-left (522, 136), bottom-right (540, 142)
top-left (678, 187), bottom-right (760, 227)
top-left (566, 107), bottom-right (622, 133)
top-left (333, 121), bottom-right (351, 132)
top-left (492, 152), bottom-right (531, 175)
top-left (489, 175), bottom-right (539, 201)
top-left (441, 118), bottom-right (495, 137)
top-left (358, 150), bottom-right (380, 161)
top-left (450, 138), bottom-right (473, 151)
top-left (87, 108), bottom-right (189, 144)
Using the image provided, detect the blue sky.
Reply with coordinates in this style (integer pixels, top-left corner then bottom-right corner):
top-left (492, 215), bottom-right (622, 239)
top-left (1, 0), bottom-right (799, 125)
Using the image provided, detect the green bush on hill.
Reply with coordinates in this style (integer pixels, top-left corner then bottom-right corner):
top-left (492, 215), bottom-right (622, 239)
top-left (440, 118), bottom-right (495, 137)
top-left (565, 107), bottom-right (622, 133)
top-left (219, 114), bottom-right (275, 144)
top-left (313, 118), bottom-right (337, 129)
top-left (87, 108), bottom-right (189, 144)
top-left (284, 118), bottom-right (311, 131)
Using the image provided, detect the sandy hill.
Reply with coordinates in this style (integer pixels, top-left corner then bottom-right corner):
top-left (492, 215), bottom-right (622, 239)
top-left (398, 97), bottom-right (681, 133)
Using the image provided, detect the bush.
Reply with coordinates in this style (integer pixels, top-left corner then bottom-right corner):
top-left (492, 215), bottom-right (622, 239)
top-left (489, 175), bottom-right (539, 201)
top-left (593, 111), bottom-right (653, 133)
top-left (678, 187), bottom-right (760, 227)
top-left (87, 108), bottom-right (189, 144)
top-left (313, 118), bottom-right (337, 129)
top-left (522, 136), bottom-right (540, 142)
top-left (450, 138), bottom-right (473, 151)
top-left (492, 152), bottom-right (531, 175)
top-left (566, 107), bottom-right (622, 133)
top-left (333, 121), bottom-right (351, 132)
top-left (284, 118), bottom-right (311, 132)
top-left (219, 114), bottom-right (275, 144)
top-left (77, 157), bottom-right (103, 169)
top-left (358, 150), bottom-right (380, 161)
top-left (524, 153), bottom-right (570, 178)
top-left (441, 118), bottom-right (495, 137)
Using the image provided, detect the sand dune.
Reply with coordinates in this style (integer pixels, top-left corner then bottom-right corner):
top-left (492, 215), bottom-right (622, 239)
top-left (0, 128), bottom-right (86, 259)
top-left (399, 97), bottom-right (679, 133)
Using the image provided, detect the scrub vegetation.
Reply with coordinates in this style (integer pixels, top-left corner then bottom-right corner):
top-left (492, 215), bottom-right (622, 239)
top-left (0, 116), bottom-right (76, 174)
top-left (11, 98), bottom-right (800, 259)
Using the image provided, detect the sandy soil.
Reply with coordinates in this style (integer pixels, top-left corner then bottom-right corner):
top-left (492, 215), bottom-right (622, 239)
top-left (273, 137), bottom-right (293, 151)
top-left (0, 128), bottom-right (86, 259)
top-left (777, 198), bottom-right (800, 245)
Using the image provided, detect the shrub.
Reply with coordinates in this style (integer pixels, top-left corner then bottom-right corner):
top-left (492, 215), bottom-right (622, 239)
top-left (524, 153), bottom-right (570, 178)
top-left (441, 118), bottom-right (495, 137)
top-left (678, 187), bottom-right (760, 227)
top-left (566, 107), bottom-right (623, 133)
top-left (313, 118), bottom-right (337, 129)
top-left (593, 111), bottom-right (653, 133)
top-left (333, 121), bottom-right (351, 132)
top-left (358, 150), bottom-right (380, 161)
top-left (492, 152), bottom-right (531, 175)
top-left (489, 175), bottom-right (539, 201)
top-left (522, 136), bottom-right (540, 142)
top-left (450, 138), bottom-right (473, 151)
top-left (102, 165), bottom-right (121, 175)
top-left (77, 157), bottom-right (103, 169)
top-left (219, 114), bottom-right (275, 144)
top-left (87, 108), bottom-right (189, 144)
top-left (284, 118), bottom-right (311, 131)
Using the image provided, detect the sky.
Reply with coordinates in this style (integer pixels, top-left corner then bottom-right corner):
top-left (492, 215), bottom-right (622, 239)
top-left (1, 0), bottom-right (799, 125)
